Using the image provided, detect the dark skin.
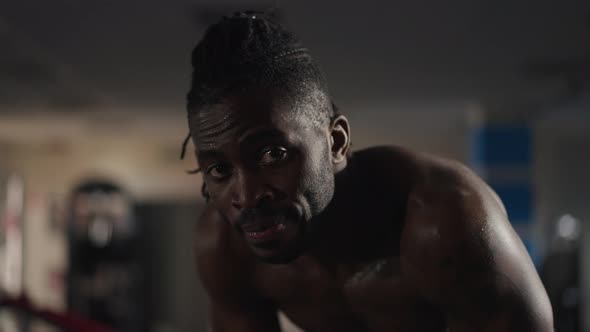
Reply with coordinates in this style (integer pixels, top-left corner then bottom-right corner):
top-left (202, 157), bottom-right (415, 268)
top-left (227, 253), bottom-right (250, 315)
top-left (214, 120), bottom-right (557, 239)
top-left (191, 87), bottom-right (553, 332)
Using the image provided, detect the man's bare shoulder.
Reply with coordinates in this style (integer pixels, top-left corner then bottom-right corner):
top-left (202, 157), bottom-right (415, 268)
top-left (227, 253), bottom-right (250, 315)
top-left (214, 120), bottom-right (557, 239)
top-left (353, 145), bottom-right (421, 173)
top-left (194, 206), bottom-right (257, 298)
top-left (353, 146), bottom-right (497, 197)
top-left (354, 146), bottom-right (501, 208)
top-left (397, 148), bottom-right (513, 269)
top-left (390, 150), bottom-right (553, 330)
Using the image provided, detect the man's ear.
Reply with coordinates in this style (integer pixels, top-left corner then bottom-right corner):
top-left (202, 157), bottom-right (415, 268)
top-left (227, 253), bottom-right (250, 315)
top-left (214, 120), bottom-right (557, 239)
top-left (329, 115), bottom-right (351, 169)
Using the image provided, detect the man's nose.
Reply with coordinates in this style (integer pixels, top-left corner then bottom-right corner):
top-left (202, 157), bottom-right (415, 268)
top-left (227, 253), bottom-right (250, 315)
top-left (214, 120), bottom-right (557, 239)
top-left (230, 170), bottom-right (273, 210)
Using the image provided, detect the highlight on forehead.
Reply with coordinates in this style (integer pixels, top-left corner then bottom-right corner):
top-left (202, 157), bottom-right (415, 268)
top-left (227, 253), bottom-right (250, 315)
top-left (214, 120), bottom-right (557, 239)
top-left (194, 105), bottom-right (240, 135)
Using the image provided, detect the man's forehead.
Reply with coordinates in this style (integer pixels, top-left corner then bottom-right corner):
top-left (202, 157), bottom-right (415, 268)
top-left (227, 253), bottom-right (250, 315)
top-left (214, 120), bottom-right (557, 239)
top-left (206, 89), bottom-right (300, 117)
top-left (193, 95), bottom-right (313, 133)
top-left (193, 103), bottom-right (281, 139)
top-left (194, 126), bottom-right (312, 166)
top-left (194, 111), bottom-right (306, 152)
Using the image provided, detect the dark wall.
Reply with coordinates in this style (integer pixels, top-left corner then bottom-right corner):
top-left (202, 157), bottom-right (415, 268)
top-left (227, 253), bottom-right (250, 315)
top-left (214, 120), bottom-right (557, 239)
top-left (136, 201), bottom-right (208, 332)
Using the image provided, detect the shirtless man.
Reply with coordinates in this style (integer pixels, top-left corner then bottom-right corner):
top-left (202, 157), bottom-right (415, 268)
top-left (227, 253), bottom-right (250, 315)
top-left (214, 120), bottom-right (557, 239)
top-left (185, 12), bottom-right (553, 332)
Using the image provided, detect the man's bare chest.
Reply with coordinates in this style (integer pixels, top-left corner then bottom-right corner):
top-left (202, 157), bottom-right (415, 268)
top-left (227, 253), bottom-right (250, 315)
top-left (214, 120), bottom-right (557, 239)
top-left (254, 257), bottom-right (446, 332)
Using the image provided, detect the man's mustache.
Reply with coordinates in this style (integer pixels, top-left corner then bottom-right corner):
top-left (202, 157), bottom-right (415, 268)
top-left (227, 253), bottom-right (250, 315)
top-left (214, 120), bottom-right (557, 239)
top-left (237, 207), bottom-right (280, 225)
top-left (237, 206), bottom-right (299, 226)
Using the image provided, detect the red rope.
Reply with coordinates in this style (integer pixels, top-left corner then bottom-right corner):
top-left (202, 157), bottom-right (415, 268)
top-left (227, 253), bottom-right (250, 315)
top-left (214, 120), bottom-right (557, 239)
top-left (1, 295), bottom-right (113, 332)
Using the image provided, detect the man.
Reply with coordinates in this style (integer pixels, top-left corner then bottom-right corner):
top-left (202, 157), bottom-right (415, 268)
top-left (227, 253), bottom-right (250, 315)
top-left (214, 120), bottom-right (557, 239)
top-left (185, 12), bottom-right (553, 331)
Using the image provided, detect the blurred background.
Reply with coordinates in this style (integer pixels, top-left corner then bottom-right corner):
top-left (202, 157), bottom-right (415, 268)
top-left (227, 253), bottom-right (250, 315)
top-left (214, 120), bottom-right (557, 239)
top-left (0, 0), bottom-right (589, 331)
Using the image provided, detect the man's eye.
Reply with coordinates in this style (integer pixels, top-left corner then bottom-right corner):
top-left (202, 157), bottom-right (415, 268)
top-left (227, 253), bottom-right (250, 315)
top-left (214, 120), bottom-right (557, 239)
top-left (206, 164), bottom-right (231, 179)
top-left (259, 147), bottom-right (288, 165)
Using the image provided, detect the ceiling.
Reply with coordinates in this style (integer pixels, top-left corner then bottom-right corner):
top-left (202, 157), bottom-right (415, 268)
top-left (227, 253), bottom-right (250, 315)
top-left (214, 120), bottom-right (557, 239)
top-left (1, 0), bottom-right (589, 117)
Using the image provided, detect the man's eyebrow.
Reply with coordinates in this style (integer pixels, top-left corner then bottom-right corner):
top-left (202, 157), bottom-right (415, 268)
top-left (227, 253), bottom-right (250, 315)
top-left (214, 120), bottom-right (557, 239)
top-left (238, 128), bottom-right (286, 146)
top-left (196, 149), bottom-right (225, 162)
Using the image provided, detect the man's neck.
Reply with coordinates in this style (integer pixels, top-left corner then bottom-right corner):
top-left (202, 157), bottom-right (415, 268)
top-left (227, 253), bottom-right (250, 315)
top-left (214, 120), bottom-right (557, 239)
top-left (303, 152), bottom-right (404, 269)
top-left (305, 155), bottom-right (374, 262)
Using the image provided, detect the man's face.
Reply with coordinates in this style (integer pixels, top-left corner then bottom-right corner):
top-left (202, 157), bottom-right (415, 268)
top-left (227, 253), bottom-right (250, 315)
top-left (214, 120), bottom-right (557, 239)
top-left (191, 88), bottom-right (335, 263)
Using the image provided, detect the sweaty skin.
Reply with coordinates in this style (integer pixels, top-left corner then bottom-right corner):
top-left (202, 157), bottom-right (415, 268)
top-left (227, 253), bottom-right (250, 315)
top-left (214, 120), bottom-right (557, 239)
top-left (191, 89), bottom-right (553, 332)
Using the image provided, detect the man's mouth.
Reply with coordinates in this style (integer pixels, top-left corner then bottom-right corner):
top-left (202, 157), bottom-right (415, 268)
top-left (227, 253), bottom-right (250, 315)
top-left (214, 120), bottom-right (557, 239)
top-left (241, 221), bottom-right (286, 243)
